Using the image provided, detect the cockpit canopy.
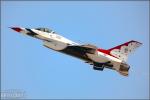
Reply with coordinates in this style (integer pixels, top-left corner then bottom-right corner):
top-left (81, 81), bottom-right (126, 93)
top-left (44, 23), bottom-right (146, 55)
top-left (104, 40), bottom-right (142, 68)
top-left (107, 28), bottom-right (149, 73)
top-left (35, 28), bottom-right (56, 34)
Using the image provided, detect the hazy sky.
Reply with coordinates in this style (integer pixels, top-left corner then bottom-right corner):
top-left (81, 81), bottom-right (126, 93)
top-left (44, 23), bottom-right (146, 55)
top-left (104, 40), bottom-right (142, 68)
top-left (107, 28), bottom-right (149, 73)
top-left (1, 1), bottom-right (149, 99)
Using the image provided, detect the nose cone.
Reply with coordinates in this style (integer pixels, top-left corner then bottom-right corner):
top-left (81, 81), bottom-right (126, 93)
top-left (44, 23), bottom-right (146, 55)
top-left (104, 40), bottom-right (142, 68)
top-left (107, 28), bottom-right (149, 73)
top-left (10, 27), bottom-right (22, 32)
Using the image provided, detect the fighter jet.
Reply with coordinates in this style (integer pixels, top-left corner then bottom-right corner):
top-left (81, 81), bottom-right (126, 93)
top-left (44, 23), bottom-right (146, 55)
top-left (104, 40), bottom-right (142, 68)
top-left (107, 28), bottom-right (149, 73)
top-left (11, 27), bottom-right (142, 76)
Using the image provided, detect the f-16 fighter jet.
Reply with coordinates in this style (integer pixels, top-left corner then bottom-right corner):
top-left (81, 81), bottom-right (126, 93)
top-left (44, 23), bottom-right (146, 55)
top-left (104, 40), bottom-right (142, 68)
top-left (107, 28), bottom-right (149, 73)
top-left (11, 27), bottom-right (142, 76)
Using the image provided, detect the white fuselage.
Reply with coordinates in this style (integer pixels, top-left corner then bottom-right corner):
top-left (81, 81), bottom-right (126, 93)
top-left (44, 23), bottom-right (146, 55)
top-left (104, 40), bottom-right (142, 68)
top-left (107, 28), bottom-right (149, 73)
top-left (22, 28), bottom-right (122, 66)
top-left (34, 29), bottom-right (122, 70)
top-left (32, 29), bottom-right (78, 45)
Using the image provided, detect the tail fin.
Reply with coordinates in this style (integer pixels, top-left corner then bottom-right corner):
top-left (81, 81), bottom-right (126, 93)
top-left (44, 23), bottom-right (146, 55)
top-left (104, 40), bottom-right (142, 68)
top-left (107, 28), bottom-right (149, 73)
top-left (108, 40), bottom-right (142, 62)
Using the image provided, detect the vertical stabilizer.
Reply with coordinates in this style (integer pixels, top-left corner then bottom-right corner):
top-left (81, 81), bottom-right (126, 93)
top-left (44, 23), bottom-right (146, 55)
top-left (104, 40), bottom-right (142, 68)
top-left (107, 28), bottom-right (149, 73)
top-left (108, 40), bottom-right (142, 62)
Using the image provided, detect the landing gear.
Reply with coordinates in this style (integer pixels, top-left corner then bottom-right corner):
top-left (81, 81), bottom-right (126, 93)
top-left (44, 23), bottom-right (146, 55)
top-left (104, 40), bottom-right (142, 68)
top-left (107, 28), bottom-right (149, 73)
top-left (93, 66), bottom-right (104, 71)
top-left (93, 62), bottom-right (105, 71)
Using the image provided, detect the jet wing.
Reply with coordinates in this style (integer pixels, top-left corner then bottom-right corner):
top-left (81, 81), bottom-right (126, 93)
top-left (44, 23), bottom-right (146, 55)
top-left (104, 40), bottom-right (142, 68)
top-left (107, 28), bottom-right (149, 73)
top-left (59, 44), bottom-right (98, 62)
top-left (67, 44), bottom-right (98, 54)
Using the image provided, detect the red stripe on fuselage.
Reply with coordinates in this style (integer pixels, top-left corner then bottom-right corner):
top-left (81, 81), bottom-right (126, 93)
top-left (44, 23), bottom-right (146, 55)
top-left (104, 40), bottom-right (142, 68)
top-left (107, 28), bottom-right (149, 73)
top-left (97, 49), bottom-right (119, 59)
